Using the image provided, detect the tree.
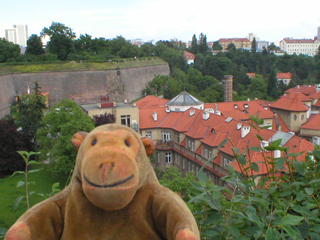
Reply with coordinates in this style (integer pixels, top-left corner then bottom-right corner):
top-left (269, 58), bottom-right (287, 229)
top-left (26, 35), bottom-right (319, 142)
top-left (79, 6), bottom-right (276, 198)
top-left (11, 82), bottom-right (47, 148)
top-left (37, 99), bottom-right (95, 177)
top-left (212, 41), bottom-right (223, 51)
top-left (41, 22), bottom-right (76, 60)
top-left (92, 113), bottom-right (116, 127)
top-left (26, 34), bottom-right (44, 55)
top-left (227, 43), bottom-right (236, 51)
top-left (0, 118), bottom-right (33, 177)
top-left (198, 33), bottom-right (208, 54)
top-left (0, 38), bottom-right (20, 62)
top-left (191, 34), bottom-right (198, 54)
top-left (251, 37), bottom-right (257, 53)
top-left (267, 68), bottom-right (278, 99)
top-left (246, 74), bottom-right (268, 99)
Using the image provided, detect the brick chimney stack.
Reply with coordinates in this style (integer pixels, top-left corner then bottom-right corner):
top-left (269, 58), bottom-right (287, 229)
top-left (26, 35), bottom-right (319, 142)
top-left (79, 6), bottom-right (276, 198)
top-left (223, 75), bottom-right (233, 102)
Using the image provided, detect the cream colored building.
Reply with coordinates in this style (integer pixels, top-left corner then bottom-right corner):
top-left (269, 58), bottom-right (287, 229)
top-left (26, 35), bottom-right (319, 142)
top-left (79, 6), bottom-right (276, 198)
top-left (280, 38), bottom-right (320, 56)
top-left (81, 101), bottom-right (139, 130)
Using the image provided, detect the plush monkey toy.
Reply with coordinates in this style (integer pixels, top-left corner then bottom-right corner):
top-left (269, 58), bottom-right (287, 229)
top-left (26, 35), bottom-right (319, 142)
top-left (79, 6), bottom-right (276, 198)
top-left (6, 124), bottom-right (200, 240)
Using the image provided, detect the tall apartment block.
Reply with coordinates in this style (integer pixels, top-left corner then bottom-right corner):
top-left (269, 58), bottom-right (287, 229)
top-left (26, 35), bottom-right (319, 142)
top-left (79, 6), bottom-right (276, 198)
top-left (5, 25), bottom-right (29, 48)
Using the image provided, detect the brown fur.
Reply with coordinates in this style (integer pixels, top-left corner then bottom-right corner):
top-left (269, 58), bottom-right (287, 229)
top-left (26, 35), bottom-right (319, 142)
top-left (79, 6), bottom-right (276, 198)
top-left (6, 124), bottom-right (199, 240)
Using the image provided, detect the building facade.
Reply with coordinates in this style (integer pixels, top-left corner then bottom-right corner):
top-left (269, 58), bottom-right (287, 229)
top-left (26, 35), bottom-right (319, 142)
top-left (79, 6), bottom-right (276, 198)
top-left (280, 38), bottom-right (320, 56)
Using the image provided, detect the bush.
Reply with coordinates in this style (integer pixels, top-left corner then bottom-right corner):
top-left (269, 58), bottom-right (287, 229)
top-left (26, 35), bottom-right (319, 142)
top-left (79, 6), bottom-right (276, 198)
top-left (0, 118), bottom-right (33, 177)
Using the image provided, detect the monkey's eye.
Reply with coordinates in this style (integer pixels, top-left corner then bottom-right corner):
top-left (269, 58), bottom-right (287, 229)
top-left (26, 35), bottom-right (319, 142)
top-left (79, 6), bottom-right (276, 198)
top-left (92, 139), bottom-right (97, 146)
top-left (124, 140), bottom-right (130, 147)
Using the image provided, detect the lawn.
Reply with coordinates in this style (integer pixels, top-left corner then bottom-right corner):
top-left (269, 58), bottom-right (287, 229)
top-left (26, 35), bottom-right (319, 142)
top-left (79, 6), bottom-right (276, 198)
top-left (0, 164), bottom-right (68, 233)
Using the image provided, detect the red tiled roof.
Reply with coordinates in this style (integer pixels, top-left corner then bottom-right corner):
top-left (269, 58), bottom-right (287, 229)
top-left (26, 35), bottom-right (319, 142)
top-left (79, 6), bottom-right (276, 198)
top-left (277, 72), bottom-right (292, 79)
top-left (300, 113), bottom-right (320, 130)
top-left (139, 107), bottom-right (168, 129)
top-left (285, 85), bottom-right (317, 96)
top-left (309, 91), bottom-right (320, 100)
top-left (246, 73), bottom-right (256, 78)
top-left (184, 51), bottom-right (195, 60)
top-left (205, 101), bottom-right (274, 121)
top-left (283, 38), bottom-right (315, 43)
top-left (283, 92), bottom-right (311, 103)
top-left (269, 93), bottom-right (309, 112)
top-left (230, 136), bottom-right (313, 176)
top-left (219, 38), bottom-right (250, 42)
top-left (135, 95), bottom-right (168, 109)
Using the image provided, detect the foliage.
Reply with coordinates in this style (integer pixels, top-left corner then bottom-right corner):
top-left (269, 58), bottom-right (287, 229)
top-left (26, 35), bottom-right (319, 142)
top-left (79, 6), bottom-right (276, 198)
top-left (0, 118), bottom-right (33, 177)
top-left (42, 22), bottom-right (76, 60)
top-left (26, 34), bottom-right (44, 55)
top-left (13, 151), bottom-right (41, 209)
top-left (0, 38), bottom-right (20, 63)
top-left (0, 164), bottom-right (67, 230)
top-left (159, 167), bottom-right (200, 202)
top-left (92, 113), bottom-right (116, 127)
top-left (37, 99), bottom-right (95, 177)
top-left (251, 37), bottom-right (257, 53)
top-left (190, 117), bottom-right (320, 240)
top-left (11, 82), bottom-right (47, 151)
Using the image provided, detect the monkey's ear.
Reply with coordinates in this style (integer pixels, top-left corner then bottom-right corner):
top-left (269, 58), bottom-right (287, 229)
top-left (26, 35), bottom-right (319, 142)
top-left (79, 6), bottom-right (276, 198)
top-left (141, 137), bottom-right (155, 156)
top-left (72, 132), bottom-right (88, 150)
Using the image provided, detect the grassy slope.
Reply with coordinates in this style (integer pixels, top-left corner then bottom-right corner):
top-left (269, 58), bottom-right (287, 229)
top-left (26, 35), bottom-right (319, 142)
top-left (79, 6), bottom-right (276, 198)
top-left (0, 57), bottom-right (167, 75)
top-left (0, 165), bottom-right (68, 230)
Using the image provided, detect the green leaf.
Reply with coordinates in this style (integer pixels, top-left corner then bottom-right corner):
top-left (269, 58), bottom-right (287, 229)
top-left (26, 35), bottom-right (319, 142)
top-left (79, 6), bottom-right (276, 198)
top-left (28, 169), bottom-right (42, 174)
top-left (250, 162), bottom-right (259, 172)
top-left (310, 232), bottom-right (320, 240)
top-left (16, 181), bottom-right (26, 188)
top-left (256, 134), bottom-right (264, 141)
top-left (250, 146), bottom-right (261, 152)
top-left (265, 228), bottom-right (277, 240)
top-left (281, 214), bottom-right (304, 226)
top-left (238, 155), bottom-right (247, 165)
top-left (246, 205), bottom-right (256, 215)
top-left (297, 221), bottom-right (309, 239)
top-left (228, 225), bottom-right (241, 238)
top-left (28, 160), bottom-right (41, 165)
top-left (228, 164), bottom-right (235, 175)
top-left (233, 147), bottom-right (240, 155)
top-left (202, 229), bottom-right (220, 237)
top-left (308, 179), bottom-right (320, 184)
top-left (28, 191), bottom-right (36, 196)
top-left (248, 214), bottom-right (263, 229)
top-left (14, 196), bottom-right (25, 210)
top-left (305, 187), bottom-right (314, 195)
top-left (218, 139), bottom-right (228, 149)
top-left (275, 157), bottom-right (286, 169)
top-left (281, 225), bottom-right (298, 240)
top-left (197, 170), bottom-right (208, 183)
top-left (11, 171), bottom-right (25, 177)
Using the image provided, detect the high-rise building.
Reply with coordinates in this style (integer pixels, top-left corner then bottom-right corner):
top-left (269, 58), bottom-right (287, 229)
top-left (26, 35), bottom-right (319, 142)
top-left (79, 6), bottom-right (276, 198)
top-left (5, 25), bottom-right (28, 48)
top-left (318, 26), bottom-right (320, 40)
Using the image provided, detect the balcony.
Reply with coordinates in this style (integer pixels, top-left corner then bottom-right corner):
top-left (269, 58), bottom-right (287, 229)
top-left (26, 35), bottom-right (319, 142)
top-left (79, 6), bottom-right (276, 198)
top-left (155, 140), bottom-right (174, 150)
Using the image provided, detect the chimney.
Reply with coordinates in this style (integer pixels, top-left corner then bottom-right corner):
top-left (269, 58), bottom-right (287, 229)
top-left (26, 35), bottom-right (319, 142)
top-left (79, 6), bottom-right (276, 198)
top-left (203, 111), bottom-right (210, 120)
top-left (223, 75), bottom-right (233, 102)
top-left (152, 112), bottom-right (157, 121)
top-left (241, 126), bottom-right (250, 138)
top-left (261, 140), bottom-right (269, 149)
top-left (274, 150), bottom-right (281, 158)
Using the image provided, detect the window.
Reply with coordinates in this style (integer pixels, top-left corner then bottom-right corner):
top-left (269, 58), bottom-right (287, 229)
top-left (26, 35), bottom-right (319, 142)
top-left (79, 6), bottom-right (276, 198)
top-left (121, 115), bottom-right (131, 127)
top-left (162, 131), bottom-right (171, 141)
top-left (188, 162), bottom-right (191, 171)
top-left (204, 148), bottom-right (208, 158)
top-left (208, 150), bottom-right (212, 160)
top-left (293, 115), bottom-right (297, 121)
top-left (301, 115), bottom-right (305, 120)
top-left (223, 157), bottom-right (232, 167)
top-left (165, 153), bottom-right (172, 163)
top-left (157, 152), bottom-right (160, 163)
top-left (145, 131), bottom-right (152, 139)
top-left (183, 159), bottom-right (185, 169)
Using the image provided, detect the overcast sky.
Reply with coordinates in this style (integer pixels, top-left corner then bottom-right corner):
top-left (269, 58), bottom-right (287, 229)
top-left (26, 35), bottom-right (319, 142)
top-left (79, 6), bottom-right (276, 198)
top-left (1, 0), bottom-right (320, 44)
